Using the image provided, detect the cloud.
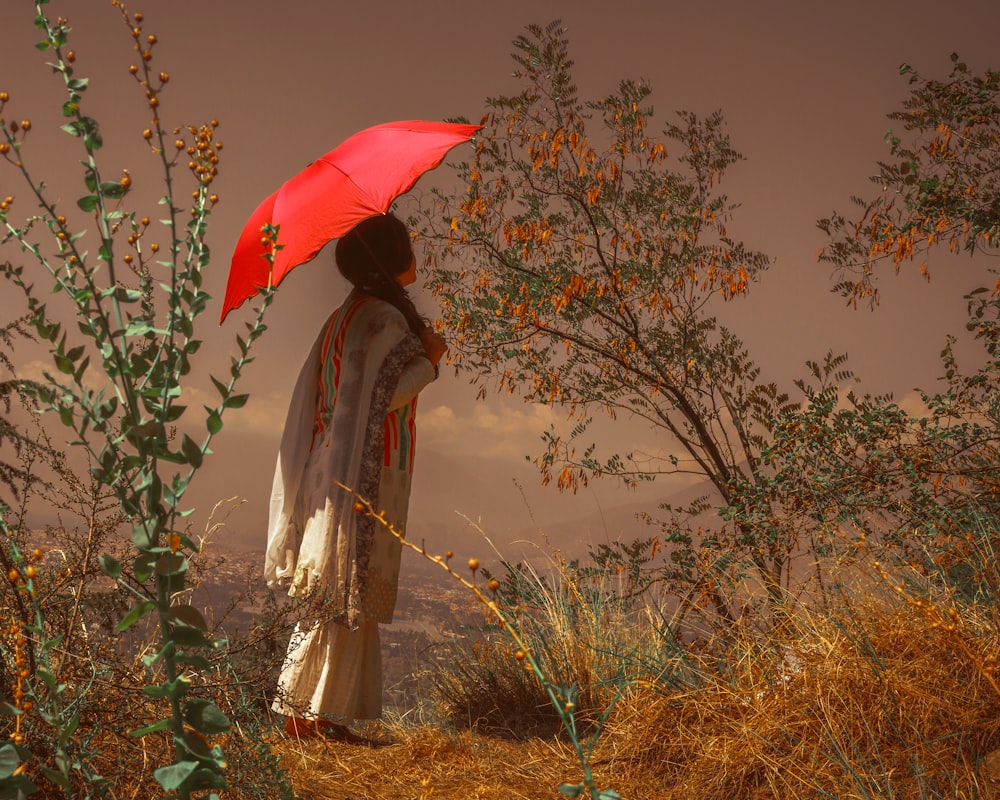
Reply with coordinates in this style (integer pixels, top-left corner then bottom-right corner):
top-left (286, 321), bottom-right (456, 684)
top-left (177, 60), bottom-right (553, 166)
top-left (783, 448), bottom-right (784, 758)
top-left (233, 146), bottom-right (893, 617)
top-left (896, 389), bottom-right (931, 418)
top-left (179, 386), bottom-right (289, 438)
top-left (418, 400), bottom-right (558, 463)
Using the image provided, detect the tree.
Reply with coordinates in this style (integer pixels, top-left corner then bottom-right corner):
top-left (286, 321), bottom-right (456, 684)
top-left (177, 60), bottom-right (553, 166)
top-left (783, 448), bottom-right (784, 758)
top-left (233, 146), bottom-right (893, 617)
top-left (415, 22), bottom-right (799, 624)
top-left (818, 53), bottom-right (1000, 307)
top-left (810, 54), bottom-right (1000, 590)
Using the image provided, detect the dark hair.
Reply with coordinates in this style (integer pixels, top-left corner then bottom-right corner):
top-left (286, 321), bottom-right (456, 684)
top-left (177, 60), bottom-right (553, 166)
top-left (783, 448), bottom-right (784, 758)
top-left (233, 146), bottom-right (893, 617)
top-left (335, 213), bottom-right (426, 335)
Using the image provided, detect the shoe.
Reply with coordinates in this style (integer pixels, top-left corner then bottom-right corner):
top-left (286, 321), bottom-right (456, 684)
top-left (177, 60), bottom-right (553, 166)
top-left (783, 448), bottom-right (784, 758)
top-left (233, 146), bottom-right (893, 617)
top-left (325, 723), bottom-right (370, 745)
top-left (284, 716), bottom-right (332, 739)
top-left (284, 716), bottom-right (368, 745)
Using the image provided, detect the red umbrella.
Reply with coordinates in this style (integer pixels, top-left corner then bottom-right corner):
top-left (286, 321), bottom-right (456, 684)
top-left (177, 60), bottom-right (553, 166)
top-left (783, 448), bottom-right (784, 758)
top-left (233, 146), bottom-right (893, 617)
top-left (220, 119), bottom-right (481, 322)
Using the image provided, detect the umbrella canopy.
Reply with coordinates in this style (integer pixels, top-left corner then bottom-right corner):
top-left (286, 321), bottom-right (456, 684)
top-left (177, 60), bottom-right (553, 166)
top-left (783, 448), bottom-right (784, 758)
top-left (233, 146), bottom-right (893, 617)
top-left (220, 119), bottom-right (481, 322)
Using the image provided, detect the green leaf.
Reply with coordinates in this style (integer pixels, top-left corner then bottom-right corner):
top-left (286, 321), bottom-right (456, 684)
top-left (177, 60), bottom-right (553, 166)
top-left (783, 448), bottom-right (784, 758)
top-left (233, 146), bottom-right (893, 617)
top-left (142, 684), bottom-right (171, 699)
top-left (180, 434), bottom-right (203, 468)
top-left (40, 765), bottom-right (71, 790)
top-left (143, 674), bottom-right (191, 701)
top-left (163, 403), bottom-right (187, 423)
top-left (178, 653), bottom-right (213, 670)
top-left (128, 718), bottom-right (174, 741)
top-left (57, 712), bottom-right (79, 748)
top-left (99, 181), bottom-right (126, 199)
top-left (170, 626), bottom-right (210, 649)
top-left (164, 474), bottom-right (190, 507)
top-left (124, 319), bottom-right (153, 337)
top-left (183, 699), bottom-right (231, 735)
top-left (98, 553), bottom-right (121, 579)
top-left (134, 551), bottom-right (156, 580)
top-left (153, 761), bottom-right (198, 792)
top-left (132, 527), bottom-right (156, 552)
top-left (210, 375), bottom-right (229, 400)
top-left (187, 766), bottom-right (227, 791)
top-left (0, 743), bottom-right (20, 779)
top-left (558, 783), bottom-right (584, 798)
top-left (116, 600), bottom-right (156, 632)
top-left (84, 128), bottom-right (103, 150)
top-left (0, 699), bottom-right (20, 716)
top-left (77, 194), bottom-right (99, 212)
top-left (206, 410), bottom-right (223, 435)
top-left (223, 393), bottom-right (249, 409)
top-left (155, 553), bottom-right (187, 577)
top-left (34, 666), bottom-right (57, 689)
top-left (169, 604), bottom-right (207, 630)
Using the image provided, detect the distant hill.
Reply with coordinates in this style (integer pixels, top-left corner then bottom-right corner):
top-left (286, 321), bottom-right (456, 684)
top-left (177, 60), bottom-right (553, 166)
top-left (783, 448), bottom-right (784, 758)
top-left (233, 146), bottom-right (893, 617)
top-left (405, 479), bottom-right (718, 567)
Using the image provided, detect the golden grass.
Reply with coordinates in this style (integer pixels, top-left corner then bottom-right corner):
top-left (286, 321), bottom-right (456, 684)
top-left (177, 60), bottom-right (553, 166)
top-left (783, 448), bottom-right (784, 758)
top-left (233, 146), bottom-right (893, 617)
top-left (273, 593), bottom-right (1000, 799)
top-left (597, 599), bottom-right (1000, 799)
top-left (272, 723), bottom-right (665, 800)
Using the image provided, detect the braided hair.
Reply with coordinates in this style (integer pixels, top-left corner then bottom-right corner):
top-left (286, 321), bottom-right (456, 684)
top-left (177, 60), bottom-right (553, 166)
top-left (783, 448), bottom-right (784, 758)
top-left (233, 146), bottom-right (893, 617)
top-left (335, 213), bottom-right (427, 336)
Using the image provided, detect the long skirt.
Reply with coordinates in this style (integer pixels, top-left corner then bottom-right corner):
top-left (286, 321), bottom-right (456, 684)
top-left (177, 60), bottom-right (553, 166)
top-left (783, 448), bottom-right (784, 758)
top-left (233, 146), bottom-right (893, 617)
top-left (271, 617), bottom-right (382, 721)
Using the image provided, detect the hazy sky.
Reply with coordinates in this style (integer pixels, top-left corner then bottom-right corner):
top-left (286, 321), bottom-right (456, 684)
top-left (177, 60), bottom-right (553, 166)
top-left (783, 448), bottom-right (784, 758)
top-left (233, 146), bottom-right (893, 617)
top-left (2, 0), bottom-right (998, 557)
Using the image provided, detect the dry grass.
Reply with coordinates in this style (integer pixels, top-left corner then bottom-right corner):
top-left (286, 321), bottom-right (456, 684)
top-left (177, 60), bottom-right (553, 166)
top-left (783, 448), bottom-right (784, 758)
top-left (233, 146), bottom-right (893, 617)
top-left (11, 517), bottom-right (1000, 798)
top-left (272, 591), bottom-right (1000, 799)
top-left (597, 599), bottom-right (1000, 799)
top-left (271, 723), bottom-right (665, 799)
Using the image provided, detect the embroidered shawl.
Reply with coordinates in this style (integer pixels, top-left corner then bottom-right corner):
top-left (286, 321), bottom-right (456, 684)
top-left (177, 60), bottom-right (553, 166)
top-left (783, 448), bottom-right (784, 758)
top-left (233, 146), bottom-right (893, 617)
top-left (265, 293), bottom-right (425, 629)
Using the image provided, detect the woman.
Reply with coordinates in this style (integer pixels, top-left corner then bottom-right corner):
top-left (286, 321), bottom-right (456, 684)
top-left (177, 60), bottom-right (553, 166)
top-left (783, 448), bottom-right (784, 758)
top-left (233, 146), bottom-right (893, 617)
top-left (264, 212), bottom-right (446, 740)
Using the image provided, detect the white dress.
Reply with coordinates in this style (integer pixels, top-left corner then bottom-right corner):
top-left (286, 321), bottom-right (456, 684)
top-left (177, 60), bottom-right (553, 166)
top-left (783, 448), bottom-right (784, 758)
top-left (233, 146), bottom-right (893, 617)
top-left (265, 291), bottom-right (435, 720)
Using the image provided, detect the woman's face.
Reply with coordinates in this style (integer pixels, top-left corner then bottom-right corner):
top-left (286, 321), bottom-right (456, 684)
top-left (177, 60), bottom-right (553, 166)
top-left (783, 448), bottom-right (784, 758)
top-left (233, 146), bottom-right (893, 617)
top-left (396, 254), bottom-right (417, 287)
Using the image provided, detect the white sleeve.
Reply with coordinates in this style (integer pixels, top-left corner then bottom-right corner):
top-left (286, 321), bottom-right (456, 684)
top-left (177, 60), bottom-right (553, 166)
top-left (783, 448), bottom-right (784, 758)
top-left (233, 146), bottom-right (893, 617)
top-left (389, 354), bottom-right (435, 411)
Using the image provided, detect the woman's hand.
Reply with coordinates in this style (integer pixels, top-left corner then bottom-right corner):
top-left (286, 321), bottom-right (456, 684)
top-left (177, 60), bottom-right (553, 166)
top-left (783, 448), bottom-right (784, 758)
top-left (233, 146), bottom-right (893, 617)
top-left (420, 327), bottom-right (448, 366)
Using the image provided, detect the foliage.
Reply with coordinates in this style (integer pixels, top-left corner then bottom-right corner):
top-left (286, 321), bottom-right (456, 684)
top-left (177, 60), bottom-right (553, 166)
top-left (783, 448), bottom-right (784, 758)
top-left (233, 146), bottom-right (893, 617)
top-left (818, 53), bottom-right (1000, 306)
top-left (810, 54), bottom-right (1000, 585)
top-left (414, 21), bottom-right (807, 624)
top-left (0, 2), bottom-right (274, 796)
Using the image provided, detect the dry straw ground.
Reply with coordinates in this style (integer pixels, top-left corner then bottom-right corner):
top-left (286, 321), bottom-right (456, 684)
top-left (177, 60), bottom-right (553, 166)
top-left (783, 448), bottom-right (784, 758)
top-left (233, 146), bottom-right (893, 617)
top-left (267, 597), bottom-right (1000, 800)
